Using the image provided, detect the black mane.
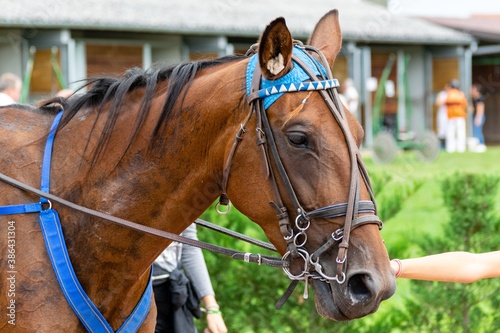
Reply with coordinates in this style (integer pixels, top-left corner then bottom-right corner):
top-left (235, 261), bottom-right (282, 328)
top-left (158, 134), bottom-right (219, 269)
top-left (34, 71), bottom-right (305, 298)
top-left (41, 54), bottom-right (246, 162)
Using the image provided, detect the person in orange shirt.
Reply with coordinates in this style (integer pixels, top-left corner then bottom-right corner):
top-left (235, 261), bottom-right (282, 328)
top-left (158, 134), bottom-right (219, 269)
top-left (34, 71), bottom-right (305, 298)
top-left (445, 79), bottom-right (467, 153)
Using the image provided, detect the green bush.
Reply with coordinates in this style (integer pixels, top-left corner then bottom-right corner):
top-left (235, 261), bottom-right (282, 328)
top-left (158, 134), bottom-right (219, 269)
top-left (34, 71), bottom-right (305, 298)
top-left (368, 169), bottom-right (428, 223)
top-left (395, 173), bottom-right (500, 333)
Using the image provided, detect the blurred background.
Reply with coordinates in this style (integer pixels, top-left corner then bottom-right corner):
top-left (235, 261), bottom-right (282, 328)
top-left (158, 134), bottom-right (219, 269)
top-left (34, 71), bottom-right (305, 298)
top-left (2, 1), bottom-right (499, 331)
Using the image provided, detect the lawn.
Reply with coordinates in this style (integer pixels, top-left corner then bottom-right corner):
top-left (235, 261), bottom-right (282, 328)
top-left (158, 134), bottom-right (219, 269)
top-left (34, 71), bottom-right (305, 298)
top-left (362, 145), bottom-right (500, 247)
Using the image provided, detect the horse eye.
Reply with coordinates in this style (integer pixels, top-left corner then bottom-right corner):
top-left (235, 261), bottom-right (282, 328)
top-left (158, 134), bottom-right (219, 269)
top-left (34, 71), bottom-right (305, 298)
top-left (288, 133), bottom-right (308, 147)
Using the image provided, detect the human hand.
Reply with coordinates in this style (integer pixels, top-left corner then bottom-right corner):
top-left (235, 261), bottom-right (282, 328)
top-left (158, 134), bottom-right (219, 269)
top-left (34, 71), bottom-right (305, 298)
top-left (205, 312), bottom-right (228, 333)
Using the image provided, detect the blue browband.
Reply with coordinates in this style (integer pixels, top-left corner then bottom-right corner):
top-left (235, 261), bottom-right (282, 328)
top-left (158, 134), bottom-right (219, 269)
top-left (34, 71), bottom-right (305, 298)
top-left (0, 111), bottom-right (152, 333)
top-left (246, 45), bottom-right (339, 109)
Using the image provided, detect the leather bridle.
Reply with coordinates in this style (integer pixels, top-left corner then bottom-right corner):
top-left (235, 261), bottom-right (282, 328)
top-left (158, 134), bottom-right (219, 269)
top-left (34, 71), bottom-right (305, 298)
top-left (218, 42), bottom-right (382, 299)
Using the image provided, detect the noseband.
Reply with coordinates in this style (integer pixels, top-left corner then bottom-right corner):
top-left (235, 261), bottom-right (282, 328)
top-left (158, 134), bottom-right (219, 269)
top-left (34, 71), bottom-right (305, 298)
top-left (219, 42), bottom-right (382, 292)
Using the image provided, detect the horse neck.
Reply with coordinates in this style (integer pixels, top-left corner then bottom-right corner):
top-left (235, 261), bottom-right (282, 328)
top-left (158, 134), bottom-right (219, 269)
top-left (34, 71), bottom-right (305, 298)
top-left (50, 59), bottom-right (248, 318)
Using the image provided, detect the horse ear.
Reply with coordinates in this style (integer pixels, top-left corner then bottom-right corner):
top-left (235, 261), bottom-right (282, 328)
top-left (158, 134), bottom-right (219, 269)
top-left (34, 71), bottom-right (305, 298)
top-left (258, 17), bottom-right (293, 80)
top-left (307, 9), bottom-right (342, 68)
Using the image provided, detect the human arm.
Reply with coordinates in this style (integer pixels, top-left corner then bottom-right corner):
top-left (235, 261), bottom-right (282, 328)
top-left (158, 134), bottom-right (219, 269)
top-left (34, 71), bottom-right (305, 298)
top-left (201, 294), bottom-right (227, 333)
top-left (391, 251), bottom-right (500, 283)
top-left (474, 100), bottom-right (485, 126)
top-left (435, 91), bottom-right (447, 107)
top-left (181, 224), bottom-right (227, 333)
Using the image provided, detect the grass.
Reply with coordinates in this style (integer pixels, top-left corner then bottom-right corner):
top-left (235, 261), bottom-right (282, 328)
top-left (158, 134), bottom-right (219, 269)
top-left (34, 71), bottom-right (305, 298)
top-left (363, 145), bottom-right (500, 242)
top-left (363, 144), bottom-right (500, 178)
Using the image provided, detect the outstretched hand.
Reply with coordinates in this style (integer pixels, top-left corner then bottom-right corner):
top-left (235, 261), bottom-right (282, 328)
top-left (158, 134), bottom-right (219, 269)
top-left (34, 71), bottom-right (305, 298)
top-left (205, 312), bottom-right (228, 333)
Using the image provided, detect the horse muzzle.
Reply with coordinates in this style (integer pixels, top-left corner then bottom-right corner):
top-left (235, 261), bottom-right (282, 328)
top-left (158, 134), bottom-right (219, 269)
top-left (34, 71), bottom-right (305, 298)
top-left (311, 268), bottom-right (396, 321)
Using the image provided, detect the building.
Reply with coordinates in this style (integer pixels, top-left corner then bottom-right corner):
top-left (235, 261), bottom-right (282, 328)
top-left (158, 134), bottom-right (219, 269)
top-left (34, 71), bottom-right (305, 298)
top-left (0, 0), bottom-right (475, 146)
top-left (381, 0), bottom-right (500, 145)
top-left (422, 15), bottom-right (500, 144)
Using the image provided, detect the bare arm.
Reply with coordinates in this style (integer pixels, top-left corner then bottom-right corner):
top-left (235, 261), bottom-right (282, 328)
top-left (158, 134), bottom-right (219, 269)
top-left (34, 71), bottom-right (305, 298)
top-left (391, 251), bottom-right (500, 283)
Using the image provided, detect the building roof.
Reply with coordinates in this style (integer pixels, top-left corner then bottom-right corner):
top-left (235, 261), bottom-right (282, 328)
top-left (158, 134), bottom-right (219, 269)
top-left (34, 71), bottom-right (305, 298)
top-left (424, 15), bottom-right (500, 43)
top-left (0, 0), bottom-right (474, 45)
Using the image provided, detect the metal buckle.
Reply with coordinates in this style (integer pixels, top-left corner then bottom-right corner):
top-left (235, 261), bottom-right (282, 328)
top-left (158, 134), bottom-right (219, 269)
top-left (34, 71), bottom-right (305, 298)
top-left (332, 229), bottom-right (343, 241)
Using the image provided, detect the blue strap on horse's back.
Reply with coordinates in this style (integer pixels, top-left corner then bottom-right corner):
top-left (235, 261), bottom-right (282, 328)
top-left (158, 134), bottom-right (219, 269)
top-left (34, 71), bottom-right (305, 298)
top-left (0, 110), bottom-right (152, 333)
top-left (0, 202), bottom-right (43, 215)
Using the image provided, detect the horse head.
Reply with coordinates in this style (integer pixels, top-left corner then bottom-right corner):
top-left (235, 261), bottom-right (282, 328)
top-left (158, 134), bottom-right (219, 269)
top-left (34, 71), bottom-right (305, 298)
top-left (223, 10), bottom-right (396, 321)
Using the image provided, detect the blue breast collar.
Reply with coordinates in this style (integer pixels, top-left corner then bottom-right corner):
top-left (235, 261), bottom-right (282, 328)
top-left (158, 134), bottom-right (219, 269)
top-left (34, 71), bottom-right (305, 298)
top-left (246, 45), bottom-right (339, 110)
top-left (0, 111), bottom-right (152, 333)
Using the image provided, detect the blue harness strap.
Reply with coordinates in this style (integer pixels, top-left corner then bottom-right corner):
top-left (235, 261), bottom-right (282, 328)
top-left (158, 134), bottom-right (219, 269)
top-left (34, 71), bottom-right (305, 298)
top-left (0, 202), bottom-right (43, 215)
top-left (0, 111), bottom-right (153, 332)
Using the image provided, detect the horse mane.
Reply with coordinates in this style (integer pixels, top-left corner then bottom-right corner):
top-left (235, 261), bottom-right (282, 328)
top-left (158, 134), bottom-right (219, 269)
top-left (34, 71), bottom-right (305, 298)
top-left (40, 54), bottom-right (246, 163)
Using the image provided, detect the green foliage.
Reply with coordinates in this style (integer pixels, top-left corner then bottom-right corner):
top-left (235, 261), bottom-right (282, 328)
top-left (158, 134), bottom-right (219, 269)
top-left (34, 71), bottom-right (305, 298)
top-left (395, 173), bottom-right (500, 333)
top-left (369, 166), bottom-right (431, 224)
top-left (192, 148), bottom-right (500, 332)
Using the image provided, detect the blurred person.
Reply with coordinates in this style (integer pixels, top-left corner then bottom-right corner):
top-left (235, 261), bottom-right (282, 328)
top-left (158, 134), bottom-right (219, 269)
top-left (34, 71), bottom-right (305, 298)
top-left (56, 88), bottom-right (75, 98)
top-left (340, 78), bottom-right (359, 118)
top-left (153, 224), bottom-right (227, 333)
top-left (435, 83), bottom-right (449, 149)
top-left (0, 72), bottom-right (22, 106)
top-left (471, 83), bottom-right (486, 152)
top-left (445, 80), bottom-right (467, 153)
top-left (391, 251), bottom-right (500, 283)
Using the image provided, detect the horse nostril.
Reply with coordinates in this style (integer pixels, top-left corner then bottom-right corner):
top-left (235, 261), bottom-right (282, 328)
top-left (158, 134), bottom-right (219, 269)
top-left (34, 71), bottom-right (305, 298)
top-left (347, 274), bottom-right (372, 303)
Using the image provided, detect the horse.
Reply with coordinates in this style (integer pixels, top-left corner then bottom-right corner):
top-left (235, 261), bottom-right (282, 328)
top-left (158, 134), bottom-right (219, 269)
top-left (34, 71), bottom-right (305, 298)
top-left (0, 9), bottom-right (395, 332)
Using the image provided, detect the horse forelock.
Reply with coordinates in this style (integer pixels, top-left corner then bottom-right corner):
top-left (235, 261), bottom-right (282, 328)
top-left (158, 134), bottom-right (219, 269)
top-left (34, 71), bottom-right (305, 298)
top-left (40, 54), bottom-right (246, 163)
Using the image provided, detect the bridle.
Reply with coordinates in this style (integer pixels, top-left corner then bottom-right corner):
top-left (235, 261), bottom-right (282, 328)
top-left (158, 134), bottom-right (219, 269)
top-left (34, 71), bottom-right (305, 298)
top-left (218, 41), bottom-right (382, 301)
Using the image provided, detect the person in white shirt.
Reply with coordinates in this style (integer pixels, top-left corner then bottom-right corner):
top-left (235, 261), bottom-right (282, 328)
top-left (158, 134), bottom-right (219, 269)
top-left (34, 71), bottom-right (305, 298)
top-left (153, 224), bottom-right (227, 333)
top-left (339, 78), bottom-right (359, 119)
top-left (0, 73), bottom-right (22, 106)
top-left (435, 83), bottom-right (450, 149)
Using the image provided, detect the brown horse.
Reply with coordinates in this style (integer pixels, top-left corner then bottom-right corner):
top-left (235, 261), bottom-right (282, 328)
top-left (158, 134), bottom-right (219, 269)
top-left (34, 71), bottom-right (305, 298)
top-left (0, 10), bottom-right (395, 332)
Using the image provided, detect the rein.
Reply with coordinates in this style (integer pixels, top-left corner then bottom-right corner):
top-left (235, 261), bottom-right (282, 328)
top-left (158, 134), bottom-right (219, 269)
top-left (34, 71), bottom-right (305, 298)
top-left (0, 170), bottom-right (285, 267)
